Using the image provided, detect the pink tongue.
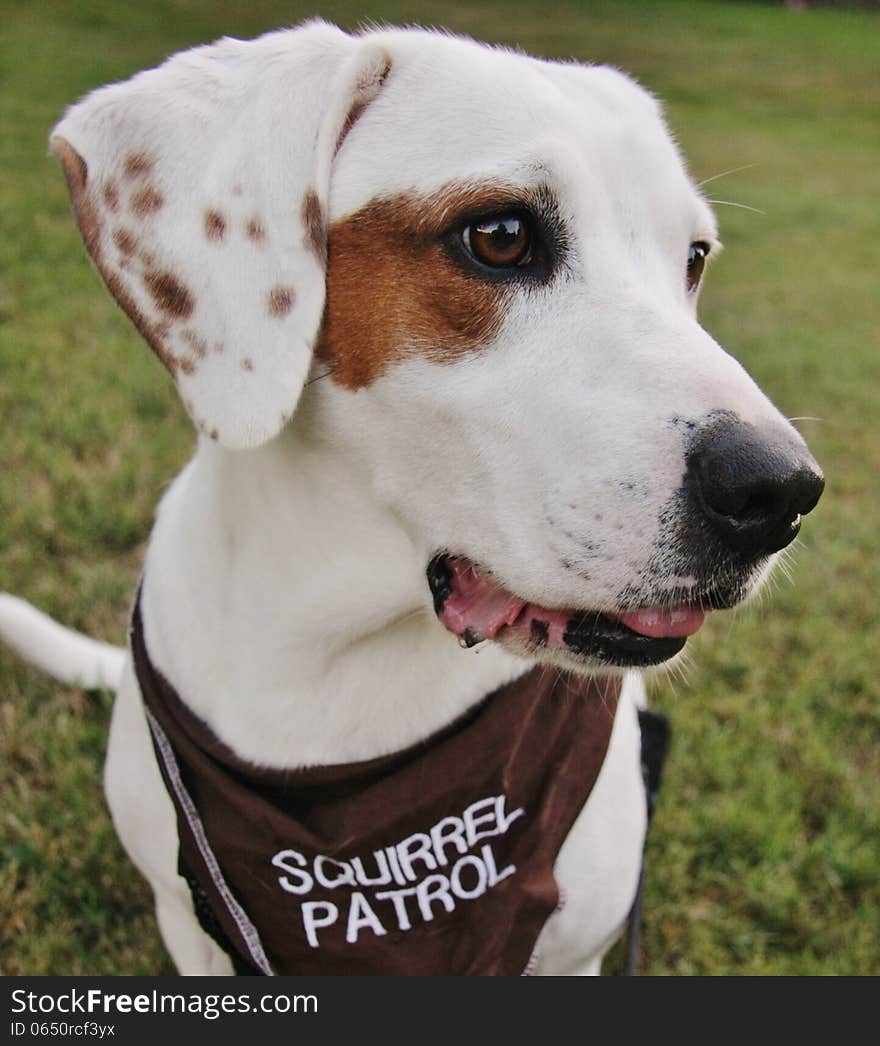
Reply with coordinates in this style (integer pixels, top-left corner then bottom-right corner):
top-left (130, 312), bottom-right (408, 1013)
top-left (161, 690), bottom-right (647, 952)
top-left (438, 557), bottom-right (706, 645)
top-left (613, 606), bottom-right (705, 638)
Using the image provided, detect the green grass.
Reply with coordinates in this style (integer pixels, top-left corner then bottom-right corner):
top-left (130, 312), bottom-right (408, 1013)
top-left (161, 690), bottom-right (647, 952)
top-left (1, 0), bottom-right (877, 976)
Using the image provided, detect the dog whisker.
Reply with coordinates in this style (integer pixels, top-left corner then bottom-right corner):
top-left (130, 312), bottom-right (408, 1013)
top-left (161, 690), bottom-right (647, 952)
top-left (651, 645), bottom-right (693, 692)
top-left (697, 163), bottom-right (759, 188)
top-left (305, 367), bottom-right (336, 387)
top-left (706, 197), bottom-right (766, 215)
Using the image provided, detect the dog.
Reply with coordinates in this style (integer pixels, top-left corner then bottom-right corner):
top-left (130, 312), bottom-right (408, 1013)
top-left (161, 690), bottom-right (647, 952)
top-left (0, 21), bottom-right (823, 975)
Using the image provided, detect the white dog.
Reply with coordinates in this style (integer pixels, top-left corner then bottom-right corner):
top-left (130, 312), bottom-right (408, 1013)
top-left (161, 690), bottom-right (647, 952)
top-left (0, 21), bottom-right (823, 975)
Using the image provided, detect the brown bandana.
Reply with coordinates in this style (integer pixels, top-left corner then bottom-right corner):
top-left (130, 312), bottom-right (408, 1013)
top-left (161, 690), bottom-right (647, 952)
top-left (131, 591), bottom-right (621, 976)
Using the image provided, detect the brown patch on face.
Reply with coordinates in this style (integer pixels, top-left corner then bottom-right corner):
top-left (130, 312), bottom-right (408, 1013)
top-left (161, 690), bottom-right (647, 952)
top-left (124, 152), bottom-right (154, 179)
top-left (245, 218), bottom-right (266, 244)
top-left (103, 181), bottom-right (120, 212)
top-left (301, 191), bottom-right (326, 267)
top-left (204, 209), bottom-right (226, 242)
top-left (112, 227), bottom-right (137, 256)
top-left (144, 269), bottom-right (195, 320)
top-left (179, 357), bottom-right (196, 376)
top-left (50, 136), bottom-right (181, 376)
top-left (315, 183), bottom-right (514, 389)
top-left (130, 186), bottom-right (164, 216)
top-left (242, 357), bottom-right (254, 372)
top-left (267, 285), bottom-right (296, 318)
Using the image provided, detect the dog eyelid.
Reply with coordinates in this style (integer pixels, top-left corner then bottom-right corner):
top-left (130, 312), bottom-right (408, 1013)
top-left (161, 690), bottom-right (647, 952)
top-left (438, 185), bottom-right (564, 284)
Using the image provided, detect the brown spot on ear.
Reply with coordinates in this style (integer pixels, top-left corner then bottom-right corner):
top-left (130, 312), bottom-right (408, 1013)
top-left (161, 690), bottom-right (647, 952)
top-left (180, 357), bottom-right (196, 376)
top-left (245, 218), bottom-right (266, 244)
top-left (112, 227), bottom-right (137, 256)
top-left (336, 100), bottom-right (368, 154)
top-left (267, 285), bottom-right (296, 318)
top-left (51, 136), bottom-right (181, 378)
top-left (53, 138), bottom-right (88, 194)
top-left (103, 182), bottom-right (120, 212)
top-left (144, 270), bottom-right (195, 319)
top-left (181, 328), bottom-right (208, 359)
top-left (204, 210), bottom-right (226, 241)
top-left (336, 56), bottom-right (392, 154)
top-left (131, 187), bottom-right (164, 216)
top-left (52, 137), bottom-right (95, 252)
top-left (315, 183), bottom-right (512, 389)
top-left (124, 152), bottom-right (153, 178)
top-left (301, 191), bottom-right (326, 267)
top-left (242, 357), bottom-right (254, 371)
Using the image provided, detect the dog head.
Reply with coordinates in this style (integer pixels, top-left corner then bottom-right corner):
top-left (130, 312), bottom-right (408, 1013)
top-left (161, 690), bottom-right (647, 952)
top-left (52, 22), bottom-right (823, 672)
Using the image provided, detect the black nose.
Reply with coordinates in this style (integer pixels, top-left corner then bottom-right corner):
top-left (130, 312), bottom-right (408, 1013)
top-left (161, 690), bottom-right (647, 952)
top-left (687, 416), bottom-right (824, 558)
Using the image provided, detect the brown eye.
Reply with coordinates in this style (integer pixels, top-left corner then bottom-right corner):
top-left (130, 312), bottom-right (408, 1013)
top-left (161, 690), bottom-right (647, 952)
top-left (463, 214), bottom-right (532, 268)
top-left (687, 241), bottom-right (710, 292)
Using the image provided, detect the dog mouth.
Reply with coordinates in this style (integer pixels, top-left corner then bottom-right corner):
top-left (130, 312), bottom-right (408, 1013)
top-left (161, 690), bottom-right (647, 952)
top-left (427, 553), bottom-right (710, 668)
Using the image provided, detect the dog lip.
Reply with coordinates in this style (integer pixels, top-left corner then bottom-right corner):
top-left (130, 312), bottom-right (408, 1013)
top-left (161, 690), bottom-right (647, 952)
top-left (562, 611), bottom-right (688, 667)
top-left (426, 552), bottom-right (708, 667)
top-left (426, 552), bottom-right (455, 615)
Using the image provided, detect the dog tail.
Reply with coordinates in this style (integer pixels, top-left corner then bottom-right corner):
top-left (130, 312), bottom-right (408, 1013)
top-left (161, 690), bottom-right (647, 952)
top-left (0, 594), bottom-right (125, 690)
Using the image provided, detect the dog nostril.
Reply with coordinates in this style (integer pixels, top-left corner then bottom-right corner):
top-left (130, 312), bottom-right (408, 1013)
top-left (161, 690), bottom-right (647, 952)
top-left (796, 475), bottom-right (825, 517)
top-left (704, 480), bottom-right (782, 526)
top-left (700, 468), bottom-right (820, 552)
top-left (688, 417), bottom-right (824, 558)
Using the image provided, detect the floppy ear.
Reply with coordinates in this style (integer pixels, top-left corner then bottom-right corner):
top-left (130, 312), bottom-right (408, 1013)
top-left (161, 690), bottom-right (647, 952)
top-left (50, 22), bottom-right (390, 448)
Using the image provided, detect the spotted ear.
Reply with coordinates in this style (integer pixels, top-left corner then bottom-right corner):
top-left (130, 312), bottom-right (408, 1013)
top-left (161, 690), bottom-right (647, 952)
top-left (50, 23), bottom-right (390, 448)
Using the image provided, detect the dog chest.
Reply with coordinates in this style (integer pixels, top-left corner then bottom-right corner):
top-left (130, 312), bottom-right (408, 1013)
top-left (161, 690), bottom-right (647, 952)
top-left (131, 590), bottom-right (621, 975)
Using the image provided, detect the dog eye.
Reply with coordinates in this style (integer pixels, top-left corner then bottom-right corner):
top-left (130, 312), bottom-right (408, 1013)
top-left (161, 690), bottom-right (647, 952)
top-left (687, 241), bottom-right (711, 292)
top-left (462, 214), bottom-right (533, 268)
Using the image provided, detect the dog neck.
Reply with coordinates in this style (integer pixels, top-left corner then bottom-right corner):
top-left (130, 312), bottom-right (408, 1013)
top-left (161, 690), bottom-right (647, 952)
top-left (139, 422), bottom-right (525, 768)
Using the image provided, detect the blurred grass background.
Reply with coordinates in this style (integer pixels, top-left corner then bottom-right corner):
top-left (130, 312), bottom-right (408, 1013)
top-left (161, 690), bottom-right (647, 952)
top-left (1, 0), bottom-right (877, 975)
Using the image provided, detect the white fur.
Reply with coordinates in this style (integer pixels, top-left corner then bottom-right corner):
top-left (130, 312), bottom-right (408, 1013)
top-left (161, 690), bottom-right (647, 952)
top-left (2, 22), bottom-right (812, 975)
top-left (49, 22), bottom-right (391, 449)
top-left (0, 595), bottom-right (124, 690)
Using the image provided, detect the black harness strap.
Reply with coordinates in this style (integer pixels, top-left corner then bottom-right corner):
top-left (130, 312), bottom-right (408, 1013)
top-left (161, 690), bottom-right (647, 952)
top-left (625, 708), bottom-right (671, 976)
